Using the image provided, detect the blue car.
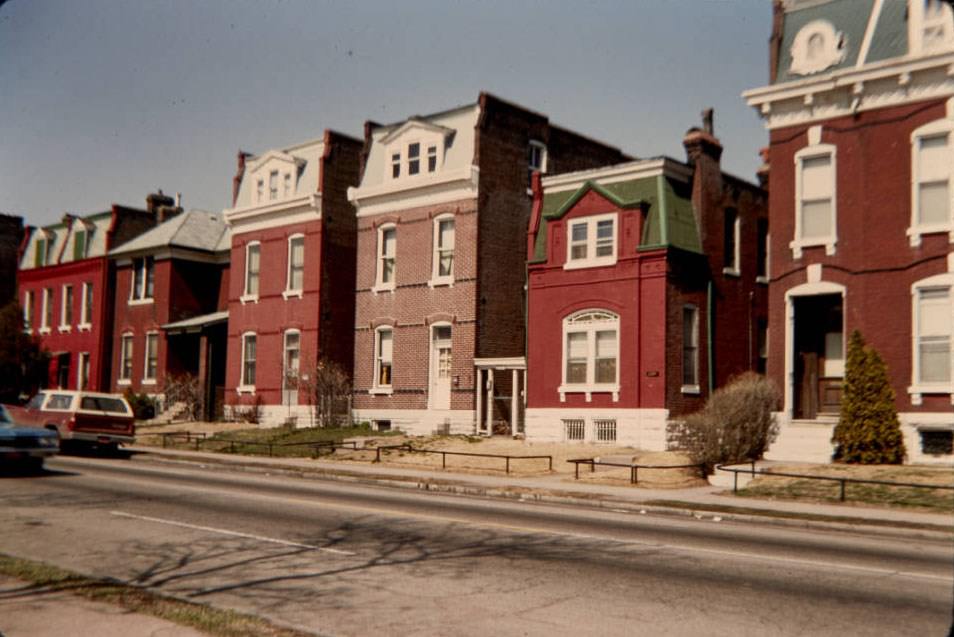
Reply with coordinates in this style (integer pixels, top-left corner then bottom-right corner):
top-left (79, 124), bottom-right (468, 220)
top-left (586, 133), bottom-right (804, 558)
top-left (0, 404), bottom-right (59, 472)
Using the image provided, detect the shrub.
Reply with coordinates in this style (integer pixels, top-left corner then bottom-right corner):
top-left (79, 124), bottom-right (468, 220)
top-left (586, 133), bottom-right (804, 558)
top-left (299, 361), bottom-right (351, 428)
top-left (123, 389), bottom-right (156, 420)
top-left (668, 372), bottom-right (780, 474)
top-left (832, 331), bottom-right (906, 464)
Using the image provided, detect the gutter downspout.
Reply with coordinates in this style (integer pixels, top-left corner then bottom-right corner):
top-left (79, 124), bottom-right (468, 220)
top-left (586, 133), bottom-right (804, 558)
top-left (707, 280), bottom-right (715, 395)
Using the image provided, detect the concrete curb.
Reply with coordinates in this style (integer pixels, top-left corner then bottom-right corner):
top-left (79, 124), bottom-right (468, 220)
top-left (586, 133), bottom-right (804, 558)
top-left (125, 448), bottom-right (954, 542)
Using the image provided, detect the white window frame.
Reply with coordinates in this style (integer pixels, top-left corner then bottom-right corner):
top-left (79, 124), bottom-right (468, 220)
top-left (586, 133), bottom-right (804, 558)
top-left (682, 304), bottom-right (701, 394)
top-left (58, 284), bottom-right (73, 332)
top-left (23, 290), bottom-right (33, 332)
top-left (241, 241), bottom-right (261, 303)
top-left (374, 225), bottom-right (396, 293)
top-left (40, 288), bottom-right (52, 333)
top-left (908, 107), bottom-right (954, 247)
top-left (427, 144), bottom-right (438, 173)
top-left (909, 273), bottom-right (954, 404)
top-left (283, 172), bottom-right (292, 198)
top-left (909, 0), bottom-right (954, 55)
top-left (118, 333), bottom-right (134, 385)
top-left (256, 178), bottom-right (264, 203)
top-left (269, 170), bottom-right (279, 200)
top-left (142, 331), bottom-right (159, 385)
top-left (756, 220), bottom-right (770, 284)
top-left (238, 332), bottom-right (257, 392)
top-left (129, 256), bottom-right (155, 305)
top-left (559, 309), bottom-right (620, 402)
top-left (407, 141), bottom-right (421, 176)
top-left (564, 213), bottom-right (618, 270)
top-left (429, 215), bottom-right (455, 286)
top-left (77, 352), bottom-right (90, 391)
top-left (371, 326), bottom-right (394, 395)
top-left (723, 209), bottom-right (741, 276)
top-left (283, 234), bottom-right (305, 298)
top-left (78, 282), bottom-right (93, 331)
top-left (792, 132), bottom-right (837, 258)
top-left (282, 328), bottom-right (301, 390)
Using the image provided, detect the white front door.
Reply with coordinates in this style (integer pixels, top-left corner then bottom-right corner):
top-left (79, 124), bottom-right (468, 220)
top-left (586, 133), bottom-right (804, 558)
top-left (429, 325), bottom-right (452, 410)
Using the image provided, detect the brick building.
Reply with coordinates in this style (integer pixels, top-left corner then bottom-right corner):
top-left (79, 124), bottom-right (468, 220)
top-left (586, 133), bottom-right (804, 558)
top-left (348, 93), bottom-right (629, 435)
top-left (525, 116), bottom-right (768, 447)
top-left (107, 209), bottom-right (229, 420)
top-left (223, 130), bottom-right (363, 425)
top-left (17, 193), bottom-right (174, 390)
top-left (743, 0), bottom-right (954, 463)
top-left (0, 213), bottom-right (25, 308)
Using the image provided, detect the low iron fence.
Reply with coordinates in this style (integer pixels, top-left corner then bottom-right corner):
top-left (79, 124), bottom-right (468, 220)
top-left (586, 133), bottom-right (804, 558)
top-left (716, 462), bottom-right (954, 502)
top-left (374, 443), bottom-right (553, 474)
top-left (567, 458), bottom-right (706, 484)
top-left (154, 431), bottom-right (359, 458)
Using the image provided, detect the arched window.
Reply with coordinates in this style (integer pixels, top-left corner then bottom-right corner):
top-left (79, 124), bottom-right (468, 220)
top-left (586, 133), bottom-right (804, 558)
top-left (560, 310), bottom-right (620, 401)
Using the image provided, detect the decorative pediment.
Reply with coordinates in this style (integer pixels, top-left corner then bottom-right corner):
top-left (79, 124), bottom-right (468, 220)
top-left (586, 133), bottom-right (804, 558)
top-left (246, 150), bottom-right (304, 174)
top-left (790, 20), bottom-right (846, 76)
top-left (380, 119), bottom-right (454, 145)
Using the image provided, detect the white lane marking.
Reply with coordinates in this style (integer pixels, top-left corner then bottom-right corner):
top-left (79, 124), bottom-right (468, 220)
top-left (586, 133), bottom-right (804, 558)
top-left (110, 511), bottom-right (355, 556)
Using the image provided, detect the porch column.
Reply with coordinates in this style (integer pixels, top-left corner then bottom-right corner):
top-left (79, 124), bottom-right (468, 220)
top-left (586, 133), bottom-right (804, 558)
top-left (485, 369), bottom-right (494, 434)
top-left (512, 368), bottom-right (520, 435)
top-left (475, 368), bottom-right (483, 435)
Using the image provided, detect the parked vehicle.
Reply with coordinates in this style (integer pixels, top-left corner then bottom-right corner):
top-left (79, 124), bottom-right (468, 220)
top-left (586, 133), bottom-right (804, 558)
top-left (0, 404), bottom-right (59, 471)
top-left (4, 391), bottom-right (136, 451)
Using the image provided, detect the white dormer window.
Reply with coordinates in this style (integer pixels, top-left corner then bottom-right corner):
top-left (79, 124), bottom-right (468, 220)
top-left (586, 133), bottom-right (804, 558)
top-left (408, 143), bottom-right (421, 176)
top-left (73, 226), bottom-right (91, 260)
top-left (34, 232), bottom-right (53, 268)
top-left (269, 171), bottom-right (278, 200)
top-left (427, 145), bottom-right (438, 172)
top-left (283, 173), bottom-right (292, 197)
top-left (911, 0), bottom-right (954, 55)
top-left (908, 107), bottom-right (954, 246)
top-left (391, 152), bottom-right (401, 179)
top-left (564, 213), bottom-right (617, 270)
top-left (528, 141), bottom-right (547, 186)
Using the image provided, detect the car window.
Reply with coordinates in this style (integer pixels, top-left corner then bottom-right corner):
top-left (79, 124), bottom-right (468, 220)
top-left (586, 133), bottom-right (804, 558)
top-left (46, 394), bottom-right (74, 411)
top-left (26, 393), bottom-right (46, 410)
top-left (80, 396), bottom-right (129, 414)
top-left (0, 405), bottom-right (10, 423)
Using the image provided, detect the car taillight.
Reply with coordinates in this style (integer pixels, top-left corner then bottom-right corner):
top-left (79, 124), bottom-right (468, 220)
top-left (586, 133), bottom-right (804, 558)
top-left (67, 415), bottom-right (76, 431)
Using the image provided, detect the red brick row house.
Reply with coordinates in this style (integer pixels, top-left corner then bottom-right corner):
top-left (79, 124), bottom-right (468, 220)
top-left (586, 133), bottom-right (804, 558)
top-left (744, 0), bottom-right (954, 463)
top-left (17, 193), bottom-right (173, 391)
top-left (107, 209), bottom-right (230, 420)
top-left (524, 119), bottom-right (768, 447)
top-left (222, 130), bottom-right (363, 425)
top-left (347, 93), bottom-right (628, 435)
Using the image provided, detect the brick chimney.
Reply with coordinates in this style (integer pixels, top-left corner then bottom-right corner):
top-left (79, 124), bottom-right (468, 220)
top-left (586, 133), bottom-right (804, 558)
top-left (146, 190), bottom-right (182, 224)
top-left (232, 151), bottom-right (252, 206)
top-left (757, 147), bottom-right (770, 190)
top-left (683, 108), bottom-right (724, 249)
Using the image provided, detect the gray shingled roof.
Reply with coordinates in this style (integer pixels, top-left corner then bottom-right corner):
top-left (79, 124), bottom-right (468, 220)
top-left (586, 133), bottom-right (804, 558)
top-left (109, 210), bottom-right (230, 257)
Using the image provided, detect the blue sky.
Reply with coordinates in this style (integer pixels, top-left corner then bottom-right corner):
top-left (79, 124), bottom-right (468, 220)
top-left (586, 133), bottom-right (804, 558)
top-left (0, 0), bottom-right (772, 226)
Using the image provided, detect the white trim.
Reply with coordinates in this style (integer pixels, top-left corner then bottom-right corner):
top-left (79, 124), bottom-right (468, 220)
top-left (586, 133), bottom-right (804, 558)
top-left (22, 290), bottom-right (34, 332)
top-left (427, 321), bottom-right (453, 410)
top-left (143, 331), bottom-right (160, 382)
top-left (127, 298), bottom-right (155, 307)
top-left (79, 282), bottom-right (92, 329)
top-left (240, 331), bottom-right (257, 390)
top-left (349, 166), bottom-right (479, 218)
top-left (682, 304), bottom-right (700, 390)
top-left (119, 333), bottom-right (134, 383)
top-left (541, 158), bottom-right (691, 194)
top-left (792, 139), bottom-right (838, 258)
top-left (429, 214), bottom-right (455, 286)
top-left (782, 280), bottom-right (847, 416)
top-left (563, 213), bottom-right (618, 270)
top-left (374, 224), bottom-right (397, 293)
top-left (856, 0), bottom-right (885, 68)
top-left (224, 194), bottom-right (321, 235)
top-left (282, 328), bottom-right (301, 406)
top-left (59, 284), bottom-right (73, 330)
top-left (909, 0), bottom-right (954, 57)
top-left (285, 233), bottom-right (305, 295)
top-left (243, 240), bottom-right (261, 299)
top-left (559, 309), bottom-right (620, 402)
top-left (372, 325), bottom-right (394, 393)
top-left (39, 288), bottom-right (52, 332)
top-left (524, 407), bottom-right (670, 450)
top-left (908, 113), bottom-right (954, 246)
top-left (909, 273), bottom-right (954, 404)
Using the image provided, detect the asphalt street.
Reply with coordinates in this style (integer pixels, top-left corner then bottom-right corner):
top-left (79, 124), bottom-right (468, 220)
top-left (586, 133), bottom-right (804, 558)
top-left (2, 454), bottom-right (952, 636)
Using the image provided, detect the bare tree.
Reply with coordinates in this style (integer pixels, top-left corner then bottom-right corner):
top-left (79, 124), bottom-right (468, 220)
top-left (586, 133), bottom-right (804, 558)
top-left (299, 361), bottom-right (351, 428)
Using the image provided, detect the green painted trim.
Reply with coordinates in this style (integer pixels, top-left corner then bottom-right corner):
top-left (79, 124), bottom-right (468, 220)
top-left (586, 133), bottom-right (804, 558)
top-left (553, 180), bottom-right (647, 219)
top-left (655, 176), bottom-right (669, 246)
top-left (707, 280), bottom-right (714, 395)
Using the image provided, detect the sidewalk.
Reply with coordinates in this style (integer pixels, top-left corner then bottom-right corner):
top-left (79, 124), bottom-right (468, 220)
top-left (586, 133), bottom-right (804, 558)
top-left (126, 445), bottom-right (954, 536)
top-left (0, 575), bottom-right (205, 637)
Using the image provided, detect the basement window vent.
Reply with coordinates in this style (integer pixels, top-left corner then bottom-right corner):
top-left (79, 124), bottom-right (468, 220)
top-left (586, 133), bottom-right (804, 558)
top-left (920, 430), bottom-right (954, 456)
top-left (375, 420), bottom-right (392, 432)
top-left (563, 418), bottom-right (585, 442)
top-left (594, 419), bottom-right (617, 443)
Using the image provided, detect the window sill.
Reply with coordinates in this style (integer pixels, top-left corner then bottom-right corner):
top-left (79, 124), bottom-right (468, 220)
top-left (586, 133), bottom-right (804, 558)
top-left (906, 224), bottom-right (952, 247)
top-left (563, 257), bottom-right (617, 271)
top-left (236, 385), bottom-right (256, 395)
top-left (128, 298), bottom-right (154, 306)
top-left (117, 379), bottom-right (132, 386)
top-left (58, 326), bottom-right (72, 334)
top-left (681, 384), bottom-right (701, 395)
top-left (282, 289), bottom-right (303, 300)
top-left (38, 327), bottom-right (51, 335)
top-left (23, 329), bottom-right (32, 335)
top-left (427, 278), bottom-right (454, 288)
top-left (558, 384), bottom-right (620, 403)
top-left (371, 284), bottom-right (395, 295)
top-left (77, 323), bottom-right (92, 332)
top-left (722, 267), bottom-right (741, 278)
top-left (755, 275), bottom-right (769, 285)
top-left (240, 294), bottom-right (259, 305)
top-left (790, 238), bottom-right (836, 259)
top-left (907, 384), bottom-right (952, 406)
top-left (369, 387), bottom-right (393, 396)
top-left (142, 379), bottom-right (157, 386)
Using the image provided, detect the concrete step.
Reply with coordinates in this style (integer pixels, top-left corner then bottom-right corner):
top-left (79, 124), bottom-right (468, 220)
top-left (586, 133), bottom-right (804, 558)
top-left (766, 421), bottom-right (835, 463)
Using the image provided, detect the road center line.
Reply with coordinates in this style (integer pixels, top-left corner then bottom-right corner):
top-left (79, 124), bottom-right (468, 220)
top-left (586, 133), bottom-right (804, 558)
top-left (110, 510), bottom-right (355, 556)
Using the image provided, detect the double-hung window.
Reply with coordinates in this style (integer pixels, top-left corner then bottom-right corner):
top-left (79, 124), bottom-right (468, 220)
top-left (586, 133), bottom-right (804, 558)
top-left (408, 143), bottom-right (421, 176)
top-left (723, 209), bottom-right (740, 275)
top-left (565, 214), bottom-right (617, 270)
top-left (241, 333), bottom-right (257, 388)
top-left (391, 152), bottom-right (401, 179)
top-left (286, 235), bottom-right (305, 295)
top-left (34, 233), bottom-right (52, 267)
top-left (131, 257), bottom-right (154, 302)
top-left (256, 179), bottom-right (264, 202)
top-left (243, 242), bottom-right (260, 300)
top-left (283, 173), bottom-right (292, 197)
top-left (60, 285), bottom-right (73, 330)
top-left (909, 113), bottom-right (953, 246)
top-left (41, 288), bottom-right (53, 332)
top-left (431, 217), bottom-right (454, 284)
top-left (269, 170), bottom-right (278, 200)
top-left (80, 282), bottom-right (93, 329)
top-left (144, 332), bottom-right (159, 383)
top-left (73, 227), bottom-right (90, 260)
top-left (375, 226), bottom-right (396, 291)
top-left (682, 305), bottom-right (700, 393)
top-left (911, 276), bottom-right (954, 404)
top-left (793, 132), bottom-right (837, 257)
top-left (23, 291), bottom-right (33, 331)
top-left (560, 310), bottom-right (619, 401)
top-left (373, 327), bottom-right (393, 391)
top-left (427, 145), bottom-right (438, 172)
top-left (119, 334), bottom-right (134, 383)
top-left (756, 218), bottom-right (769, 283)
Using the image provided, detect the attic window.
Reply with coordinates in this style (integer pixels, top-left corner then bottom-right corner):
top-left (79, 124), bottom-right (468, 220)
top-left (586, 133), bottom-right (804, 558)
top-left (912, 0), bottom-right (954, 54)
top-left (269, 171), bottom-right (279, 200)
top-left (428, 145), bottom-right (438, 172)
top-left (408, 143), bottom-right (421, 175)
top-left (73, 226), bottom-right (92, 260)
top-left (391, 152), bottom-right (401, 179)
top-left (528, 141), bottom-right (547, 187)
top-left (790, 20), bottom-right (846, 76)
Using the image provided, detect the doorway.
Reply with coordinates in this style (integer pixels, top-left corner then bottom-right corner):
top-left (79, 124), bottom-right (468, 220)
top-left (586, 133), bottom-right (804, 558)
top-left (429, 325), bottom-right (452, 410)
top-left (792, 294), bottom-right (843, 419)
top-left (56, 353), bottom-right (70, 389)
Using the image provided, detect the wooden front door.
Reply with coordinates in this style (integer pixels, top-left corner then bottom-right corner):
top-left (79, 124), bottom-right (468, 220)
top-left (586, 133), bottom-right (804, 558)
top-left (793, 294), bottom-right (843, 419)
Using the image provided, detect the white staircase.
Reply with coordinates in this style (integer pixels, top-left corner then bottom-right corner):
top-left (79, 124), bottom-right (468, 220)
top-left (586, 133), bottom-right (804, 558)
top-left (765, 419), bottom-right (836, 463)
